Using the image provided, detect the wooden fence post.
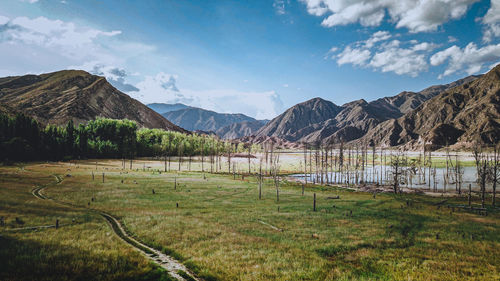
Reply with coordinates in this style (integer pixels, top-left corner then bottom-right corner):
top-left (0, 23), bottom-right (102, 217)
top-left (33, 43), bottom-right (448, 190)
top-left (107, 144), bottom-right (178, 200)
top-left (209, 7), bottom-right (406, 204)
top-left (468, 184), bottom-right (472, 207)
top-left (259, 176), bottom-right (262, 200)
top-left (313, 193), bottom-right (316, 212)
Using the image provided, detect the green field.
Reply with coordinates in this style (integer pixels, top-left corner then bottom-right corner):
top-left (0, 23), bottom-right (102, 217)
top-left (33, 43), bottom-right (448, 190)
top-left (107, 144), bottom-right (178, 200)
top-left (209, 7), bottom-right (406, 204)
top-left (1, 159), bottom-right (499, 280)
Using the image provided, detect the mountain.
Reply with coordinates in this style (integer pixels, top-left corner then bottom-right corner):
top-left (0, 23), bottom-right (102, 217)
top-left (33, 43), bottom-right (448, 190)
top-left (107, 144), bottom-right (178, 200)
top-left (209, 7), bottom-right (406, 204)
top-left (357, 65), bottom-right (500, 148)
top-left (370, 75), bottom-right (481, 115)
top-left (161, 107), bottom-right (258, 133)
top-left (216, 120), bottom-right (268, 139)
top-left (256, 75), bottom-right (481, 145)
top-left (255, 97), bottom-right (343, 142)
top-left (0, 70), bottom-right (186, 132)
top-left (297, 98), bottom-right (399, 144)
top-left (147, 103), bottom-right (191, 114)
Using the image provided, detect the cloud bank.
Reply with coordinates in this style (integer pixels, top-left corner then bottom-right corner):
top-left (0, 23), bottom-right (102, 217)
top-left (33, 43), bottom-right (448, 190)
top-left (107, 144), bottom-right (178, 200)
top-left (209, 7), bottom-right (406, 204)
top-left (0, 14), bottom-right (282, 119)
top-left (133, 73), bottom-right (284, 120)
top-left (301, 0), bottom-right (479, 32)
top-left (313, 0), bottom-right (500, 78)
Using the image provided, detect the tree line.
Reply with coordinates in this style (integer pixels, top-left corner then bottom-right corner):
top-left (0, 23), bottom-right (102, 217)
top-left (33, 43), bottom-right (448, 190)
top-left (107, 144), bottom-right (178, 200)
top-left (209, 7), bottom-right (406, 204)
top-left (0, 113), bottom-right (248, 162)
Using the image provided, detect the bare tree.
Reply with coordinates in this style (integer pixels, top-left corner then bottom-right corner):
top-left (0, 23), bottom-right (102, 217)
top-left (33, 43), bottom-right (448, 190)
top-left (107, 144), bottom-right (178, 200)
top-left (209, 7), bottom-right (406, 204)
top-left (248, 144), bottom-right (252, 174)
top-left (489, 144), bottom-right (499, 206)
top-left (473, 143), bottom-right (488, 208)
top-left (201, 137), bottom-right (205, 172)
top-left (228, 141), bottom-right (233, 174)
top-left (303, 142), bottom-right (308, 185)
top-left (390, 151), bottom-right (408, 194)
top-left (271, 152), bottom-right (281, 202)
top-left (339, 139), bottom-right (344, 184)
top-left (259, 160), bottom-right (263, 200)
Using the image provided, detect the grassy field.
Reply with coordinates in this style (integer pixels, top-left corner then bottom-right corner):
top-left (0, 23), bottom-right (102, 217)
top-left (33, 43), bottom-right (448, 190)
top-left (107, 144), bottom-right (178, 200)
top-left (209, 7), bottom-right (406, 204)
top-left (1, 159), bottom-right (499, 280)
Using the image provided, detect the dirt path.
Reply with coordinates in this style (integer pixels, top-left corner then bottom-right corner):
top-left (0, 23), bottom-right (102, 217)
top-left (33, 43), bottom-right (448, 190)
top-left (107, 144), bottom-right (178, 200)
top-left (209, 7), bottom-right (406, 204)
top-left (31, 176), bottom-right (199, 281)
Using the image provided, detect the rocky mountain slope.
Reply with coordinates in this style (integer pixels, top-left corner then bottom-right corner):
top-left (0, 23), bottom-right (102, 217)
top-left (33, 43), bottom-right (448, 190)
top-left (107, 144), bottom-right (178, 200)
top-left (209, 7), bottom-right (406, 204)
top-left (370, 75), bottom-right (480, 115)
top-left (357, 65), bottom-right (500, 148)
top-left (255, 97), bottom-right (343, 142)
top-left (256, 74), bottom-right (481, 145)
top-left (0, 70), bottom-right (186, 132)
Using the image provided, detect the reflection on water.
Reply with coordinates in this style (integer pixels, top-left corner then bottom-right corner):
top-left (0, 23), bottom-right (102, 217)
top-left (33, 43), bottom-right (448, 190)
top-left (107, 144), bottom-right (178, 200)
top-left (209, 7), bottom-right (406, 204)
top-left (292, 165), bottom-right (492, 191)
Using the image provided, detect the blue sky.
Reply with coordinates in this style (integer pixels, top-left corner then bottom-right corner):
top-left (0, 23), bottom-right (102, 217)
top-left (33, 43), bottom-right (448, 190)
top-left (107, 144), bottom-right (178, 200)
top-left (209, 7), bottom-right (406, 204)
top-left (1, 0), bottom-right (499, 119)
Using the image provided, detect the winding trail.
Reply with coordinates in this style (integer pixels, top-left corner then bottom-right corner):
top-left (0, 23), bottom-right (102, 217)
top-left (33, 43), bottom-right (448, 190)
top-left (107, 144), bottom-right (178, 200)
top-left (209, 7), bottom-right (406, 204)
top-left (31, 175), bottom-right (199, 281)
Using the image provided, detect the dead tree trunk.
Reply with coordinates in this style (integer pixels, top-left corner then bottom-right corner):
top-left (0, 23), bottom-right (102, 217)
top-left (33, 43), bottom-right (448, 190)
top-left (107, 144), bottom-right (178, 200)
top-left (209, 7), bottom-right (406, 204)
top-left (468, 184), bottom-right (472, 206)
top-left (259, 161), bottom-right (262, 199)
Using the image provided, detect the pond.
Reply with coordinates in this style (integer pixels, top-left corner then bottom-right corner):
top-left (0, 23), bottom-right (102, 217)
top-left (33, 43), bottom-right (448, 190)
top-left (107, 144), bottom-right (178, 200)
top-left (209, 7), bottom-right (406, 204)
top-left (291, 165), bottom-right (493, 192)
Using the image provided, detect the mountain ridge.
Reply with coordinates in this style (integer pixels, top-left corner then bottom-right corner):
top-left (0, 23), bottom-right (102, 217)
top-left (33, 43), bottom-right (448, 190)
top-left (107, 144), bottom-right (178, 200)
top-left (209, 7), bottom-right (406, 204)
top-left (0, 70), bottom-right (187, 132)
top-left (159, 106), bottom-right (269, 137)
top-left (356, 65), bottom-right (500, 148)
top-left (255, 73), bottom-right (484, 146)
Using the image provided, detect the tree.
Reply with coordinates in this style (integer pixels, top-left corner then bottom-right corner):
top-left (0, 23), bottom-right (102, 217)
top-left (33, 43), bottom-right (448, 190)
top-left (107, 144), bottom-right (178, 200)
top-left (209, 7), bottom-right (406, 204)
top-left (65, 119), bottom-right (75, 157)
top-left (390, 152), bottom-right (408, 194)
top-left (473, 142), bottom-right (488, 208)
top-left (490, 144), bottom-right (499, 206)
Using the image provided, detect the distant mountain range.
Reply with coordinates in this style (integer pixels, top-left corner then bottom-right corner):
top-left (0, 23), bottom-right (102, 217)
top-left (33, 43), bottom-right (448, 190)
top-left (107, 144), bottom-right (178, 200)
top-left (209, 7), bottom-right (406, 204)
top-left (357, 66), bottom-right (499, 148)
top-left (147, 103), bottom-right (269, 139)
top-left (255, 72), bottom-right (488, 148)
top-left (0, 70), bottom-right (186, 132)
top-left (147, 103), bottom-right (192, 114)
top-left (1, 64), bottom-right (498, 149)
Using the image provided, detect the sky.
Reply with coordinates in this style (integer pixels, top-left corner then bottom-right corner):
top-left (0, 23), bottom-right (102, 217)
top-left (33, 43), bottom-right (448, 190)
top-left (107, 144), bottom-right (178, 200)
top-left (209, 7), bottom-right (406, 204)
top-left (0, 0), bottom-right (500, 120)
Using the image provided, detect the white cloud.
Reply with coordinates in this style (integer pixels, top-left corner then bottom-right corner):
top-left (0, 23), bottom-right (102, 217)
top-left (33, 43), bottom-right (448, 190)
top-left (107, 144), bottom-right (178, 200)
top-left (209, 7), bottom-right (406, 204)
top-left (135, 73), bottom-right (179, 98)
top-left (364, 30), bottom-right (391, 48)
top-left (334, 31), bottom-right (436, 76)
top-left (328, 46), bottom-right (338, 53)
top-left (337, 46), bottom-right (371, 66)
top-left (300, 0), bottom-right (479, 32)
top-left (0, 15), bottom-right (130, 76)
top-left (412, 42), bottom-right (437, 52)
top-left (0, 14), bottom-right (156, 93)
top-left (369, 40), bottom-right (432, 77)
top-left (134, 73), bottom-right (284, 119)
top-left (2, 16), bottom-right (120, 53)
top-left (0, 14), bottom-right (282, 119)
top-left (20, 0), bottom-right (38, 3)
top-left (430, 42), bottom-right (500, 78)
top-left (324, 46), bottom-right (339, 59)
top-left (0, 16), bottom-right (9, 25)
top-left (89, 63), bottom-right (139, 92)
top-left (482, 0), bottom-right (500, 42)
top-left (273, 0), bottom-right (289, 15)
top-left (282, 84), bottom-right (289, 87)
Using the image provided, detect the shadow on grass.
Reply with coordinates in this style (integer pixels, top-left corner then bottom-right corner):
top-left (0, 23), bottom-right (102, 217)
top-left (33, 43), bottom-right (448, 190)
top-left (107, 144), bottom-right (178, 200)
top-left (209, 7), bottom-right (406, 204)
top-left (0, 235), bottom-right (173, 281)
top-left (316, 213), bottom-right (427, 280)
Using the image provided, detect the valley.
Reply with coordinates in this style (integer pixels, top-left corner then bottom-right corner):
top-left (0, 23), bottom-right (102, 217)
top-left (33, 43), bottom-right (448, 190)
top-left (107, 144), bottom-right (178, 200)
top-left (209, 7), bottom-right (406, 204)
top-left (3, 1), bottom-right (500, 280)
top-left (1, 157), bottom-right (499, 280)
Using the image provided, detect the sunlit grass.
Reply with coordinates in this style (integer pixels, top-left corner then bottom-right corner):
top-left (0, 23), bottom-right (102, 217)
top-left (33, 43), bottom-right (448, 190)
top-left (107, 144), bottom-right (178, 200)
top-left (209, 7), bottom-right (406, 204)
top-left (0, 164), bottom-right (173, 281)
top-left (5, 158), bottom-right (493, 280)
